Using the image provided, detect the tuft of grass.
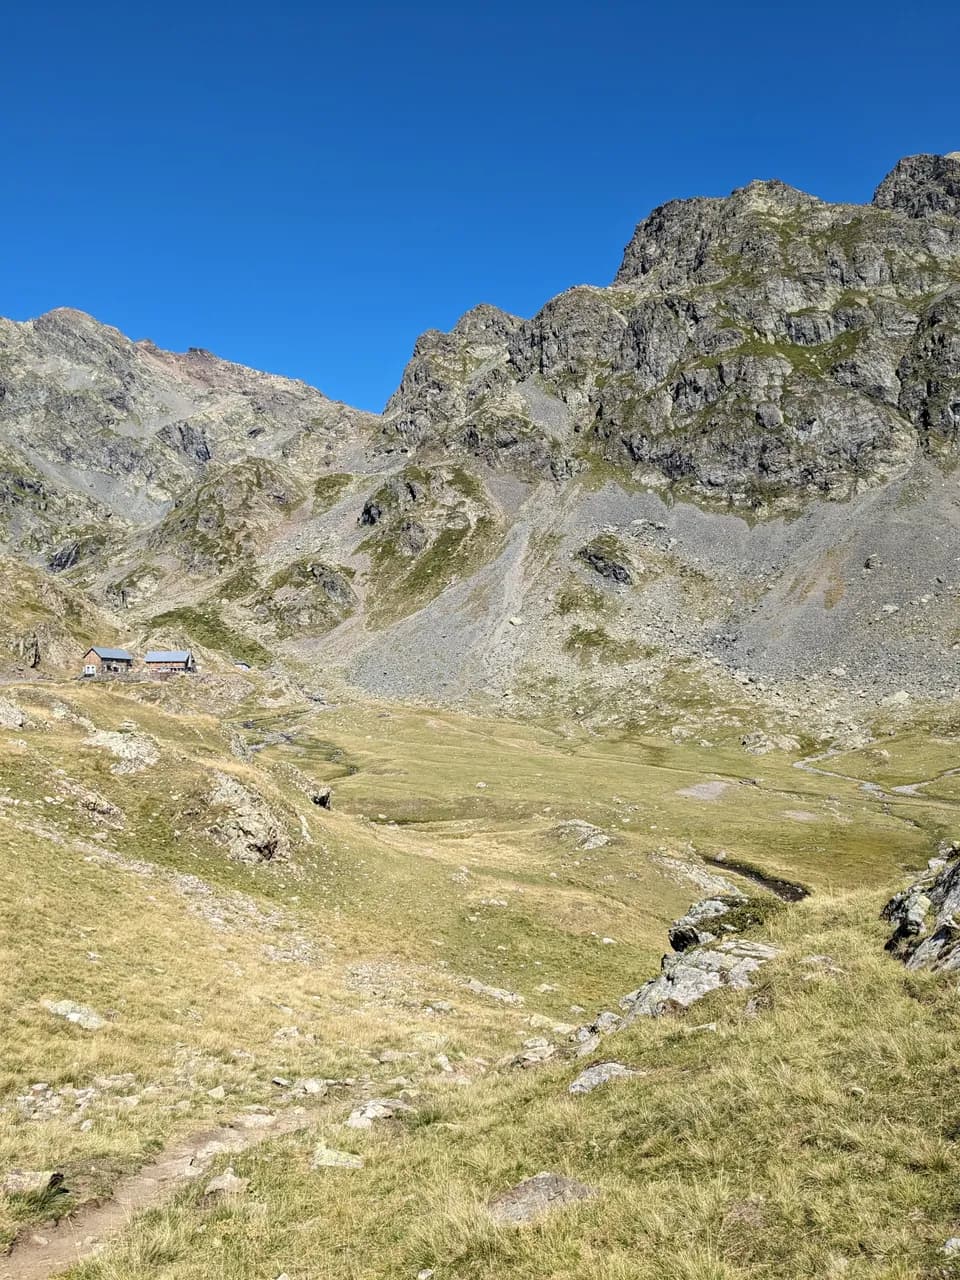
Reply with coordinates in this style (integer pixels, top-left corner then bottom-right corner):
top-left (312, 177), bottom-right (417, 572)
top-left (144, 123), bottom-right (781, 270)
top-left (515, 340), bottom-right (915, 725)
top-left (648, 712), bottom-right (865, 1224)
top-left (313, 472), bottom-right (353, 511)
top-left (563, 624), bottom-right (638, 665)
top-left (555, 577), bottom-right (608, 617)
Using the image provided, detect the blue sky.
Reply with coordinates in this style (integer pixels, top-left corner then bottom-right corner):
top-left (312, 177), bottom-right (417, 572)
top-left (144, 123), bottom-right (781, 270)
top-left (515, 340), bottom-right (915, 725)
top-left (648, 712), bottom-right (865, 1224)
top-left (3, 1), bottom-right (958, 411)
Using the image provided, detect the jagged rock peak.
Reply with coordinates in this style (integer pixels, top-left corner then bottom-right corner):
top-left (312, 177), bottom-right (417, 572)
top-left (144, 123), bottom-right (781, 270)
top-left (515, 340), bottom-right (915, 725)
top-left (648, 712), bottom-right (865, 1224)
top-left (406, 303), bottom-right (521, 360)
top-left (614, 177), bottom-right (822, 284)
top-left (872, 152), bottom-right (960, 218)
top-left (19, 307), bottom-right (136, 367)
top-left (33, 305), bottom-right (104, 327)
top-left (452, 303), bottom-right (522, 338)
top-left (30, 306), bottom-right (129, 340)
top-left (614, 155), bottom-right (960, 284)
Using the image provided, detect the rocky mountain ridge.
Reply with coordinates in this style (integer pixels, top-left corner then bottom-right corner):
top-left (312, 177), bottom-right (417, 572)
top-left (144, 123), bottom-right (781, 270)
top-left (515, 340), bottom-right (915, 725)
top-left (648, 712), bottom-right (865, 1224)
top-left (2, 153), bottom-right (960, 733)
top-left (381, 152), bottom-right (960, 502)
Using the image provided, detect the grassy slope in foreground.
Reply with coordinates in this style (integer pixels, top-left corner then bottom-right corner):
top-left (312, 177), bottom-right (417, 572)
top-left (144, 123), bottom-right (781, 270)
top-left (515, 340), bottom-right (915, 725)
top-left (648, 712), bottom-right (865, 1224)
top-left (74, 893), bottom-right (960, 1280)
top-left (0, 679), bottom-right (959, 1277)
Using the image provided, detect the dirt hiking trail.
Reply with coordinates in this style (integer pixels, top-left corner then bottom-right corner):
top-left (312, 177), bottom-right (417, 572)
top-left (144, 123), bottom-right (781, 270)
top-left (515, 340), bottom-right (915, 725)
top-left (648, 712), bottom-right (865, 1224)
top-left (2, 1111), bottom-right (310, 1280)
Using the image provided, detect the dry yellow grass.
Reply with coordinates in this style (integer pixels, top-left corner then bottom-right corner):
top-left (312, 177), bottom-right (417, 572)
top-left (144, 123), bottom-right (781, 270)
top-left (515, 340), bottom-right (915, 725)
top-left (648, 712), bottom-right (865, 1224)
top-left (62, 894), bottom-right (960, 1279)
top-left (1, 676), bottom-right (959, 1276)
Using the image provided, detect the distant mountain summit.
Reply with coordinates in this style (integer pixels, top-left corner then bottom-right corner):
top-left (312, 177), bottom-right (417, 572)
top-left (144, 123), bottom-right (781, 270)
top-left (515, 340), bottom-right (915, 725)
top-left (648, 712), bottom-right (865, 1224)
top-left (872, 151), bottom-right (960, 217)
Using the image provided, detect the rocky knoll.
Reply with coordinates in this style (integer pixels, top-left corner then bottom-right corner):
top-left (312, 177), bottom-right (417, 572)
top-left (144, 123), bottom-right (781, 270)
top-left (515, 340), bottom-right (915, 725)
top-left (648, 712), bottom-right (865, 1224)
top-left (575, 892), bottom-right (781, 1051)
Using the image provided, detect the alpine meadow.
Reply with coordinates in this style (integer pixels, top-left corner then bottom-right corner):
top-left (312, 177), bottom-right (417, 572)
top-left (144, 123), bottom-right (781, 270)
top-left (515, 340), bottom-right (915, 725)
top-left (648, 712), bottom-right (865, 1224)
top-left (4, 144), bottom-right (960, 1280)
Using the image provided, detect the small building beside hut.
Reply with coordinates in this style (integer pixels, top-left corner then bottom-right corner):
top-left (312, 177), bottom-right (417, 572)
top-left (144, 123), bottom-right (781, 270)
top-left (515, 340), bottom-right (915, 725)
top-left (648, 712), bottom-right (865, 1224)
top-left (81, 646), bottom-right (135, 677)
top-left (144, 649), bottom-right (196, 675)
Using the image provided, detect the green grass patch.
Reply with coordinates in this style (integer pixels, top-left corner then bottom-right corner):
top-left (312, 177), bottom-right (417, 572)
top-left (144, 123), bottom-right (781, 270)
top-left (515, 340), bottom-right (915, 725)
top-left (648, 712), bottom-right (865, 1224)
top-left (148, 604), bottom-right (272, 666)
top-left (312, 472), bottom-right (353, 511)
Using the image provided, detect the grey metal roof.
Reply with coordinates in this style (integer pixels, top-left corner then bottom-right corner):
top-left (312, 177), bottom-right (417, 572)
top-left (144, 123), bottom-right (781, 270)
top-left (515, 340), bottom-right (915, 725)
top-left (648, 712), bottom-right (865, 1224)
top-left (144, 650), bottom-right (192, 663)
top-left (89, 646), bottom-right (134, 660)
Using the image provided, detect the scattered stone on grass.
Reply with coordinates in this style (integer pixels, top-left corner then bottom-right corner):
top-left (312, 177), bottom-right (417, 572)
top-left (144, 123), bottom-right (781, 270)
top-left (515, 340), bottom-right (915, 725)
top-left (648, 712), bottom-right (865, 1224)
top-left (293, 1077), bottom-right (327, 1097)
top-left (506, 1038), bottom-right (557, 1069)
top-left (464, 978), bottom-right (524, 1006)
top-left (552, 819), bottom-right (611, 850)
top-left (573, 1009), bottom-right (623, 1056)
top-left (740, 731), bottom-right (799, 755)
top-left (312, 1144), bottom-right (364, 1169)
top-left (488, 1171), bottom-right (598, 1224)
top-left (203, 1166), bottom-right (249, 1199)
top-left (233, 1110), bottom-right (278, 1129)
top-left (569, 1062), bottom-right (643, 1095)
top-left (40, 999), bottom-right (106, 1031)
top-left (527, 1013), bottom-right (576, 1035)
top-left (345, 1098), bottom-right (415, 1129)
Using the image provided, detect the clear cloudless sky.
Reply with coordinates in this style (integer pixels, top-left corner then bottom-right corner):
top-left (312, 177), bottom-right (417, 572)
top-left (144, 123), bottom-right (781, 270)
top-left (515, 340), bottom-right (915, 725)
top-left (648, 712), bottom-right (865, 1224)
top-left (2, 0), bottom-right (959, 410)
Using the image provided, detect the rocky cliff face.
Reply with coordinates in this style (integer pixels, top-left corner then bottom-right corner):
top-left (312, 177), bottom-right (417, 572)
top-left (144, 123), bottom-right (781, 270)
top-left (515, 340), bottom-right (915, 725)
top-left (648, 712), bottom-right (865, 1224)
top-left (381, 153), bottom-right (960, 506)
top-left (883, 847), bottom-right (960, 971)
top-left (1, 155), bottom-right (960, 729)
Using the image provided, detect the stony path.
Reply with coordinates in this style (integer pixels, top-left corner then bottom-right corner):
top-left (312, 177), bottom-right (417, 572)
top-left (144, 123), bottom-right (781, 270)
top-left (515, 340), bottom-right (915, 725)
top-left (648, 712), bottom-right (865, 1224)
top-left (1, 1111), bottom-right (310, 1280)
top-left (795, 752), bottom-right (960, 802)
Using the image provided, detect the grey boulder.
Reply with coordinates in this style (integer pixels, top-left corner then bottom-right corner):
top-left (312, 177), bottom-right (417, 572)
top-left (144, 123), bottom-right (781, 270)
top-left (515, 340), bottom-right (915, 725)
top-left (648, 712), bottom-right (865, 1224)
top-left (882, 850), bottom-right (960, 970)
top-left (312, 1143), bottom-right (364, 1169)
top-left (668, 897), bottom-right (740, 952)
top-left (203, 1166), bottom-right (249, 1198)
top-left (345, 1098), bottom-right (415, 1129)
top-left (40, 999), bottom-right (106, 1031)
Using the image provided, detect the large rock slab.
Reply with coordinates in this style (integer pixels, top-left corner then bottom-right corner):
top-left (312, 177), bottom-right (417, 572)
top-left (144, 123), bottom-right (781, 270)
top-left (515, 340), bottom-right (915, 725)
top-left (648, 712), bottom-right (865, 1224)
top-left (84, 729), bottom-right (159, 775)
top-left (0, 1170), bottom-right (64, 1196)
top-left (621, 939), bottom-right (780, 1020)
top-left (0, 697), bottom-right (27, 729)
top-left (208, 772), bottom-right (290, 863)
